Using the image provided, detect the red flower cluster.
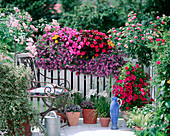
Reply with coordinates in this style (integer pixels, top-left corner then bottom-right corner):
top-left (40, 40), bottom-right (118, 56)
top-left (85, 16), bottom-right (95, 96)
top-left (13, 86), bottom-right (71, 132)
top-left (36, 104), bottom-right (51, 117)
top-left (78, 29), bottom-right (113, 60)
top-left (113, 63), bottom-right (154, 111)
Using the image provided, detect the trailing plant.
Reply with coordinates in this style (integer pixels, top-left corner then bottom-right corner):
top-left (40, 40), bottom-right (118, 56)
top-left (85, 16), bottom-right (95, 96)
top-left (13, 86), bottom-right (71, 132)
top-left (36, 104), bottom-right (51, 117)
top-left (32, 26), bottom-right (127, 77)
top-left (0, 64), bottom-right (38, 135)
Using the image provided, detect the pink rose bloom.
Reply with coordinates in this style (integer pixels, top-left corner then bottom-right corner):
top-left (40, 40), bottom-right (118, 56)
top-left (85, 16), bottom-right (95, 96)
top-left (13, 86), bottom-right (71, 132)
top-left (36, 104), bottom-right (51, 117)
top-left (162, 21), bottom-right (165, 25)
top-left (150, 22), bottom-right (153, 24)
top-left (126, 71), bottom-right (130, 75)
top-left (131, 24), bottom-right (136, 27)
top-left (157, 61), bottom-right (161, 65)
top-left (156, 16), bottom-right (160, 19)
top-left (128, 15), bottom-right (131, 17)
top-left (141, 37), bottom-right (145, 40)
top-left (127, 27), bottom-right (130, 30)
top-left (130, 39), bottom-right (133, 43)
top-left (134, 13), bottom-right (137, 16)
top-left (134, 36), bottom-right (138, 39)
top-left (118, 38), bottom-right (121, 41)
top-left (118, 43), bottom-right (121, 46)
top-left (138, 23), bottom-right (142, 26)
top-left (136, 27), bottom-right (140, 30)
top-left (156, 38), bottom-right (160, 42)
top-left (113, 30), bottom-right (117, 33)
top-left (115, 37), bottom-right (118, 40)
top-left (125, 67), bottom-right (129, 70)
top-left (93, 41), bottom-right (97, 44)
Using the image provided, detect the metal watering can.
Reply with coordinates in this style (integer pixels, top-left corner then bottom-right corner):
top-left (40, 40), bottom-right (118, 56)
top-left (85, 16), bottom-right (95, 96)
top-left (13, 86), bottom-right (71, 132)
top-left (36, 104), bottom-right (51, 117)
top-left (39, 111), bottom-right (61, 136)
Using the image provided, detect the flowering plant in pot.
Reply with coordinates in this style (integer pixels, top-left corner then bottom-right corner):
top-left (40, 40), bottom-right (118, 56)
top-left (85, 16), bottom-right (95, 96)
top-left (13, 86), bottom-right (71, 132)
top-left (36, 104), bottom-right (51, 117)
top-left (0, 64), bottom-right (38, 135)
top-left (95, 91), bottom-right (111, 127)
top-left (65, 104), bottom-right (81, 126)
top-left (112, 63), bottom-right (154, 121)
top-left (80, 89), bottom-right (97, 124)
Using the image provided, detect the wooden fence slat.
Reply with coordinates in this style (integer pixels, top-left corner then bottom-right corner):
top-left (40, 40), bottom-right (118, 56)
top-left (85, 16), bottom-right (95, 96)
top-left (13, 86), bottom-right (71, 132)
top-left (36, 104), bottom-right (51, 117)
top-left (53, 70), bottom-right (58, 85)
top-left (79, 74), bottom-right (84, 96)
top-left (99, 77), bottom-right (104, 94)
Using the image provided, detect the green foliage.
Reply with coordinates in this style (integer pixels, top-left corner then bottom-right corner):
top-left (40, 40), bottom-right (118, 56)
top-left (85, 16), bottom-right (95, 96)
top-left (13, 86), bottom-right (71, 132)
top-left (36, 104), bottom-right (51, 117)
top-left (127, 104), bottom-right (155, 128)
top-left (0, 64), bottom-right (38, 135)
top-left (58, 0), bottom-right (123, 33)
top-left (95, 96), bottom-right (110, 117)
top-left (60, 0), bottom-right (82, 13)
top-left (0, 0), bottom-right (59, 22)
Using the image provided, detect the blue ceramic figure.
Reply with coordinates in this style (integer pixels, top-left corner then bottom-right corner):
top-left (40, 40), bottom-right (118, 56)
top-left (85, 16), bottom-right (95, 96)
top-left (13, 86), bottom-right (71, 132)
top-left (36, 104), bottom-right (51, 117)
top-left (110, 97), bottom-right (119, 130)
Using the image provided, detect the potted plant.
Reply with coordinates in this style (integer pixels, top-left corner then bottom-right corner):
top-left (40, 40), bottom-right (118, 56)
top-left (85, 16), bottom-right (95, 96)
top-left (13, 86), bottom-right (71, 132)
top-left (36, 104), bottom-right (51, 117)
top-left (0, 64), bottom-right (38, 135)
top-left (112, 63), bottom-right (154, 121)
top-left (127, 104), bottom-right (155, 131)
top-left (81, 89), bottom-right (97, 124)
top-left (65, 104), bottom-right (81, 126)
top-left (95, 91), bottom-right (110, 127)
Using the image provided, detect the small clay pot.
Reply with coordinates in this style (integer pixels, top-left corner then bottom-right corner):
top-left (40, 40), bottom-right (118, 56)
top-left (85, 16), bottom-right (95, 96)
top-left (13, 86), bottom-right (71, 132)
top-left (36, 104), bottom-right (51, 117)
top-left (99, 118), bottom-right (110, 127)
top-left (66, 112), bottom-right (80, 126)
top-left (82, 109), bottom-right (97, 124)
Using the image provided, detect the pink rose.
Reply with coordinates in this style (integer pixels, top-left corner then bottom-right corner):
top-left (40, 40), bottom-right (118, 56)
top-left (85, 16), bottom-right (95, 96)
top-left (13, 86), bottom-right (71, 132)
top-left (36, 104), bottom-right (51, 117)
top-left (130, 39), bottom-right (133, 43)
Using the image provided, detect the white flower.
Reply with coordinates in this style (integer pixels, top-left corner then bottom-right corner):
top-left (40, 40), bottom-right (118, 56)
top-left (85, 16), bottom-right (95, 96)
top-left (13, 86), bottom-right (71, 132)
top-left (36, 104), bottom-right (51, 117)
top-left (86, 89), bottom-right (97, 98)
top-left (98, 91), bottom-right (108, 97)
top-left (71, 88), bottom-right (81, 94)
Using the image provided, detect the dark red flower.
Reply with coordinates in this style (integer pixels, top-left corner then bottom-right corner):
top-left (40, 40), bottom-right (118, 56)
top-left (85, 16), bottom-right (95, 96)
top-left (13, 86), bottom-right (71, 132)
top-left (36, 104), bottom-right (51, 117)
top-left (95, 53), bottom-right (99, 57)
top-left (113, 85), bottom-right (115, 88)
top-left (126, 107), bottom-right (130, 110)
top-left (102, 49), bottom-right (106, 53)
top-left (115, 76), bottom-right (118, 80)
top-left (150, 98), bottom-right (154, 102)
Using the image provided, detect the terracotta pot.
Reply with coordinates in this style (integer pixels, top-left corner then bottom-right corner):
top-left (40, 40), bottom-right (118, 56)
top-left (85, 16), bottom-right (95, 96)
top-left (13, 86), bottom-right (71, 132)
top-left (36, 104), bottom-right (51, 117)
top-left (82, 109), bottom-right (97, 124)
top-left (122, 110), bottom-right (131, 122)
top-left (8, 119), bottom-right (32, 136)
top-left (99, 117), bottom-right (110, 127)
top-left (135, 126), bottom-right (142, 131)
top-left (56, 112), bottom-right (66, 123)
top-left (66, 112), bottom-right (80, 126)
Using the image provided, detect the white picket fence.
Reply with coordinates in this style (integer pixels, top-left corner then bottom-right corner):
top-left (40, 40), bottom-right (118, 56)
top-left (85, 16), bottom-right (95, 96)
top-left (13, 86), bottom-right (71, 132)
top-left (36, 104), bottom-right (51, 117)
top-left (16, 53), bottom-right (158, 112)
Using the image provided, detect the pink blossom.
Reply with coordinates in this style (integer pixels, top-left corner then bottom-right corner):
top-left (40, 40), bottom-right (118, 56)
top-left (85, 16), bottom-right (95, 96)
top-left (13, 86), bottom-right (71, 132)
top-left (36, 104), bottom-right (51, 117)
top-left (131, 24), bottom-right (136, 27)
top-left (130, 39), bottom-right (133, 43)
top-left (157, 61), bottom-right (161, 65)
top-left (118, 38), bottom-right (121, 41)
top-left (136, 27), bottom-right (140, 30)
top-left (134, 36), bottom-right (138, 39)
top-left (115, 37), bottom-right (118, 40)
top-left (118, 43), bottom-right (121, 46)
top-left (113, 30), bottom-right (117, 33)
top-left (127, 27), bottom-right (130, 30)
top-left (156, 38), bottom-right (160, 42)
top-left (141, 37), bottom-right (145, 40)
top-left (45, 25), bottom-right (51, 32)
top-left (93, 41), bottom-right (97, 44)
top-left (162, 21), bottom-right (165, 25)
top-left (156, 16), bottom-right (160, 19)
top-left (86, 41), bottom-right (90, 46)
top-left (1, 13), bottom-right (5, 16)
top-left (138, 23), bottom-right (142, 26)
top-left (132, 16), bottom-right (136, 20)
top-left (14, 7), bottom-right (20, 12)
top-left (134, 13), bottom-right (136, 16)
top-left (109, 35), bottom-right (112, 38)
top-left (150, 22), bottom-right (153, 24)
top-left (128, 15), bottom-right (131, 17)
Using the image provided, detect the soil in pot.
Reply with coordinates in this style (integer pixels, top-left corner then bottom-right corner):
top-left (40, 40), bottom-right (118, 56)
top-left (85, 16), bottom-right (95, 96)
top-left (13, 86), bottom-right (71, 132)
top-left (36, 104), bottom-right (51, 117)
top-left (66, 112), bottom-right (80, 126)
top-left (82, 109), bottom-right (97, 124)
top-left (99, 118), bottom-right (110, 127)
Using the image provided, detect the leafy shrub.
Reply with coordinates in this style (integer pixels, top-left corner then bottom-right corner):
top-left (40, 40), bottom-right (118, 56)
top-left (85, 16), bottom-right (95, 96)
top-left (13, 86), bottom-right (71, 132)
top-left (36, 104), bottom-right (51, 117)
top-left (0, 0), bottom-right (59, 22)
top-left (0, 64), bottom-right (38, 135)
top-left (58, 0), bottom-right (123, 33)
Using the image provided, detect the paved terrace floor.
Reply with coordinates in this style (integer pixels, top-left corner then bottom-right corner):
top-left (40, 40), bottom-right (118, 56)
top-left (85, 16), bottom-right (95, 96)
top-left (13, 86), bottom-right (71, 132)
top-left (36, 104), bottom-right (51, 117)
top-left (32, 118), bottom-right (136, 136)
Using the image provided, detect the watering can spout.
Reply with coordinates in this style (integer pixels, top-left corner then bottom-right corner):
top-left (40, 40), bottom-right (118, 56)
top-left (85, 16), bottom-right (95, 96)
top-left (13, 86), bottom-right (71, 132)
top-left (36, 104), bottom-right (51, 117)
top-left (38, 120), bottom-right (47, 133)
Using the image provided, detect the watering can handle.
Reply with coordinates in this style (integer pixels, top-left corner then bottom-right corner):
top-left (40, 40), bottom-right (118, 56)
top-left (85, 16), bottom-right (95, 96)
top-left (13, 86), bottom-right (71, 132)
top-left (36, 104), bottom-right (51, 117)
top-left (117, 98), bottom-right (122, 107)
top-left (47, 111), bottom-right (58, 118)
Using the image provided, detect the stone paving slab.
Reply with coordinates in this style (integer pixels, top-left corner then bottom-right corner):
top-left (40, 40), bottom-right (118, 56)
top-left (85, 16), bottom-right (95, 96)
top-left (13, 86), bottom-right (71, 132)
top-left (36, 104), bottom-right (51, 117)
top-left (31, 119), bottom-right (135, 136)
